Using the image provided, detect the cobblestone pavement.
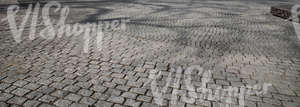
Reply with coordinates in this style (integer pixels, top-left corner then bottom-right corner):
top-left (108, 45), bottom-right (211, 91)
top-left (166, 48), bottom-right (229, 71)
top-left (0, 0), bottom-right (300, 107)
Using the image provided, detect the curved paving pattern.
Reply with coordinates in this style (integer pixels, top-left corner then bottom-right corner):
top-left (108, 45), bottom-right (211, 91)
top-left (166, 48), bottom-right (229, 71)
top-left (0, 0), bottom-right (300, 107)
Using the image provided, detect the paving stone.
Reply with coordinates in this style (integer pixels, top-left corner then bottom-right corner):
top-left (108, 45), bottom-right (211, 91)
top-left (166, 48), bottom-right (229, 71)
top-left (4, 85), bottom-right (17, 93)
top-left (257, 102), bottom-right (275, 107)
top-left (13, 80), bottom-right (29, 87)
top-left (141, 102), bottom-right (160, 107)
top-left (91, 93), bottom-right (109, 100)
top-left (107, 95), bottom-right (125, 104)
top-left (63, 85), bottom-right (81, 93)
top-left (2, 77), bottom-right (18, 84)
top-left (103, 82), bottom-right (117, 88)
top-left (62, 79), bottom-right (76, 85)
top-left (130, 88), bottom-right (147, 95)
top-left (94, 100), bottom-right (113, 107)
top-left (39, 95), bottom-right (56, 103)
top-left (124, 99), bottom-right (142, 106)
top-left (137, 95), bottom-right (152, 102)
top-left (50, 83), bottom-right (67, 89)
top-left (11, 88), bottom-right (30, 96)
top-left (79, 97), bottom-right (96, 105)
top-left (37, 86), bottom-right (56, 94)
top-left (263, 97), bottom-right (282, 105)
top-left (23, 100), bottom-right (41, 107)
top-left (65, 93), bottom-right (82, 102)
top-left (0, 83), bottom-right (11, 90)
top-left (7, 96), bottom-right (27, 105)
top-left (24, 83), bottom-right (41, 90)
top-left (106, 88), bottom-right (122, 96)
top-left (78, 89), bottom-right (93, 97)
top-left (25, 91), bottom-right (43, 100)
top-left (70, 103), bottom-right (89, 107)
top-left (91, 85), bottom-right (107, 92)
top-left (116, 85), bottom-right (130, 91)
top-left (54, 99), bottom-right (72, 107)
top-left (112, 78), bottom-right (127, 85)
top-left (49, 77), bottom-right (64, 82)
top-left (51, 90), bottom-right (69, 98)
top-left (127, 81), bottom-right (143, 87)
top-left (0, 102), bottom-right (8, 107)
top-left (111, 73), bottom-right (126, 78)
top-left (75, 82), bottom-right (93, 89)
top-left (39, 103), bottom-right (56, 107)
top-left (283, 102), bottom-right (300, 107)
top-left (122, 92), bottom-right (138, 99)
top-left (0, 93), bottom-right (14, 101)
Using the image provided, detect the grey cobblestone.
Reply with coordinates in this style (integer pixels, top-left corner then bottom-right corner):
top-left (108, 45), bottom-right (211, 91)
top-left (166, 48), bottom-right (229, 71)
top-left (91, 85), bottom-right (107, 92)
top-left (63, 85), bottom-right (81, 93)
top-left (37, 86), bottom-right (56, 94)
top-left (124, 99), bottom-right (142, 106)
top-left (51, 90), bottom-right (69, 98)
top-left (78, 89), bottom-right (93, 97)
top-left (91, 93), bottom-right (109, 100)
top-left (24, 83), bottom-right (41, 90)
top-left (39, 95), bottom-right (56, 103)
top-left (23, 100), bottom-right (41, 107)
top-left (108, 95), bottom-right (125, 104)
top-left (11, 88), bottom-right (30, 96)
top-left (137, 95), bottom-right (152, 102)
top-left (79, 97), bottom-right (96, 105)
top-left (121, 92), bottom-right (138, 99)
top-left (54, 99), bottom-right (72, 107)
top-left (94, 100), bottom-right (113, 107)
top-left (0, 83), bottom-right (10, 90)
top-left (7, 96), bottom-right (27, 105)
top-left (70, 103), bottom-right (89, 107)
top-left (0, 102), bottom-right (8, 107)
top-left (25, 91), bottom-right (43, 100)
top-left (65, 93), bottom-right (82, 102)
top-left (13, 80), bottom-right (29, 87)
top-left (0, 93), bottom-right (14, 101)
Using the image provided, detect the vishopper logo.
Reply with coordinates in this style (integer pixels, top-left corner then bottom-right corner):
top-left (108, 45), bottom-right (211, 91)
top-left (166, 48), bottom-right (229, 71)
top-left (292, 5), bottom-right (300, 40)
top-left (146, 65), bottom-right (272, 107)
top-left (1, 1), bottom-right (129, 53)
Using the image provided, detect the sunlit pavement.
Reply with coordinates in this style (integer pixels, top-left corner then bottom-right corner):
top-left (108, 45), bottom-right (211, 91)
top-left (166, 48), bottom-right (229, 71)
top-left (0, 0), bottom-right (300, 106)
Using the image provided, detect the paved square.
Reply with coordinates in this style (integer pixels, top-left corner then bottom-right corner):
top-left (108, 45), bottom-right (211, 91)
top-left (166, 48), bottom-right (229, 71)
top-left (0, 0), bottom-right (300, 107)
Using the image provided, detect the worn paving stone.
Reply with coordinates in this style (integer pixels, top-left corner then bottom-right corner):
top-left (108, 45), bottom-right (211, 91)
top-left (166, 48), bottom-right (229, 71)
top-left (137, 95), bottom-right (152, 103)
top-left (7, 96), bottom-right (27, 105)
top-left (0, 93), bottom-right (14, 101)
top-left (11, 88), bottom-right (30, 96)
top-left (23, 100), bottom-right (41, 107)
top-left (25, 91), bottom-right (43, 100)
top-left (63, 85), bottom-right (81, 93)
top-left (70, 103), bottom-right (89, 107)
top-left (78, 89), bottom-right (93, 97)
top-left (124, 99), bottom-right (142, 106)
top-left (38, 95), bottom-right (56, 103)
top-left (51, 90), bottom-right (69, 98)
top-left (0, 102), bottom-right (8, 107)
top-left (54, 99), bottom-right (72, 107)
top-left (94, 100), bottom-right (113, 107)
top-left (79, 97), bottom-right (96, 105)
top-left (121, 92), bottom-right (138, 99)
top-left (24, 83), bottom-right (41, 90)
top-left (91, 93), bottom-right (109, 100)
top-left (65, 93), bottom-right (82, 102)
top-left (107, 95), bottom-right (125, 104)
